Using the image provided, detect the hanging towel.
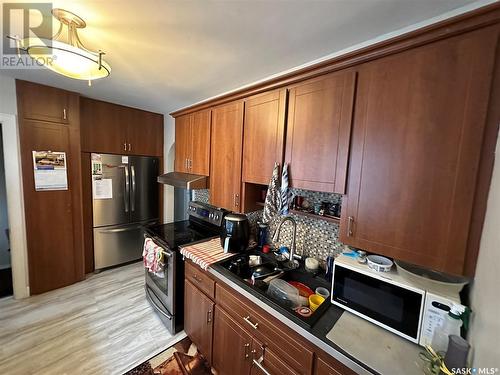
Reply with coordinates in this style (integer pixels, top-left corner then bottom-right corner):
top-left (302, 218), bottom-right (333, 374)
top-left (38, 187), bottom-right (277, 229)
top-left (142, 238), bottom-right (163, 273)
top-left (262, 162), bottom-right (280, 224)
top-left (280, 163), bottom-right (290, 215)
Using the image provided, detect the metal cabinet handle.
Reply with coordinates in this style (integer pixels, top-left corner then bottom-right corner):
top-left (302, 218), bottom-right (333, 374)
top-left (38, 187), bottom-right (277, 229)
top-left (185, 158), bottom-right (188, 171)
top-left (63, 108), bottom-right (67, 120)
top-left (123, 143), bottom-right (127, 151)
top-left (188, 159), bottom-right (192, 170)
top-left (243, 315), bottom-right (258, 329)
top-left (347, 216), bottom-right (354, 236)
top-left (128, 143), bottom-right (131, 152)
top-left (252, 348), bottom-right (271, 375)
top-left (234, 193), bottom-right (240, 208)
top-left (244, 343), bottom-right (250, 359)
top-left (192, 274), bottom-right (201, 283)
top-left (207, 309), bottom-right (212, 324)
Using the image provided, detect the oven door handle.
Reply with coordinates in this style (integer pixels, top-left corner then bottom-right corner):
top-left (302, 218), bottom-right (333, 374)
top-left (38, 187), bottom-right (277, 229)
top-left (145, 236), bottom-right (173, 258)
top-left (145, 287), bottom-right (173, 320)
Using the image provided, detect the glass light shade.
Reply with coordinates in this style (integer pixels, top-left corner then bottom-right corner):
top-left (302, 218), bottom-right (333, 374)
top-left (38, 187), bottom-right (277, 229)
top-left (24, 38), bottom-right (110, 80)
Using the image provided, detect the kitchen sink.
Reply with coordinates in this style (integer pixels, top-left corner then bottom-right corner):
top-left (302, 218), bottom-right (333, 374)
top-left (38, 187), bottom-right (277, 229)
top-left (214, 251), bottom-right (331, 329)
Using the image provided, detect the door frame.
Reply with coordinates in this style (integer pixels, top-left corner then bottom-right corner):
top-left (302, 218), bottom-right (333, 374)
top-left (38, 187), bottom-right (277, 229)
top-left (0, 113), bottom-right (29, 299)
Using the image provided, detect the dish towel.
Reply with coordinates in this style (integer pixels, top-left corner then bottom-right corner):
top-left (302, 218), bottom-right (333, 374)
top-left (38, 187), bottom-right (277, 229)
top-left (262, 162), bottom-right (280, 224)
top-left (180, 238), bottom-right (234, 270)
top-left (143, 238), bottom-right (163, 273)
top-left (280, 162), bottom-right (290, 215)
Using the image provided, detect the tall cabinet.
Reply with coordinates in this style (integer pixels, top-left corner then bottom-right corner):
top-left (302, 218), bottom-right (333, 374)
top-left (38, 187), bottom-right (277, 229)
top-left (16, 80), bottom-right (85, 294)
top-left (210, 101), bottom-right (244, 211)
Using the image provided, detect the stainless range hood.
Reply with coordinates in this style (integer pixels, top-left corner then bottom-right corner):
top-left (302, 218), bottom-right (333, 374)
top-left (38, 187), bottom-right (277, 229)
top-left (157, 171), bottom-right (207, 189)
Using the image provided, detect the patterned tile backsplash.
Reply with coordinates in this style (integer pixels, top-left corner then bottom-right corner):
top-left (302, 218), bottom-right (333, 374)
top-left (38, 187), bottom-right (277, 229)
top-left (192, 188), bottom-right (345, 264)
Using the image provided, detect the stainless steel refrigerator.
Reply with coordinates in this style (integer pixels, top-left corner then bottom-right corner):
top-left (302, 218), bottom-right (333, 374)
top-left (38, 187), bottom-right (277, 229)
top-left (92, 153), bottom-right (159, 270)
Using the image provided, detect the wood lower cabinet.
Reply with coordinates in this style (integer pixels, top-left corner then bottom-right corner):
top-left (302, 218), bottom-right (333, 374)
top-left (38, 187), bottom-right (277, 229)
top-left (251, 341), bottom-right (299, 375)
top-left (184, 279), bottom-right (214, 362)
top-left (340, 27), bottom-right (498, 276)
top-left (314, 357), bottom-right (348, 375)
top-left (210, 101), bottom-right (244, 211)
top-left (242, 89), bottom-right (287, 185)
top-left (285, 70), bottom-right (356, 194)
top-left (212, 307), bottom-right (253, 375)
top-left (174, 109), bottom-right (211, 175)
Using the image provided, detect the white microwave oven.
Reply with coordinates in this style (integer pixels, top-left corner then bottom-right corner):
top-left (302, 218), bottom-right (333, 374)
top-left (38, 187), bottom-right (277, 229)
top-left (331, 256), bottom-right (461, 346)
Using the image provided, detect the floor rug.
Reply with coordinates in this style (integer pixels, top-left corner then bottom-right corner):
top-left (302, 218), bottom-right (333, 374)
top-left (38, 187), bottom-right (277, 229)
top-left (124, 336), bottom-right (212, 375)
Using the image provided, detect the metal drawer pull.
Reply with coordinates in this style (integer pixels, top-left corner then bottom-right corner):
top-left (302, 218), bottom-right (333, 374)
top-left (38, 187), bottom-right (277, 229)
top-left (252, 356), bottom-right (271, 375)
top-left (347, 216), bottom-right (354, 236)
top-left (243, 316), bottom-right (259, 329)
top-left (192, 274), bottom-right (201, 283)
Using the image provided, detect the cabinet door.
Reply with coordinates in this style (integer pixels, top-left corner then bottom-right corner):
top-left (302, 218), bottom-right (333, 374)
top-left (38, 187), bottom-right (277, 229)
top-left (250, 342), bottom-right (299, 375)
top-left (190, 109), bottom-right (211, 176)
top-left (17, 80), bottom-right (70, 124)
top-left (80, 98), bottom-right (126, 154)
top-left (174, 114), bottom-right (192, 173)
top-left (243, 89), bottom-right (286, 185)
top-left (341, 28), bottom-right (497, 275)
top-left (213, 307), bottom-right (253, 375)
top-left (125, 109), bottom-right (163, 157)
top-left (20, 121), bottom-right (80, 294)
top-left (184, 280), bottom-right (214, 362)
top-left (210, 101), bottom-right (244, 211)
top-left (315, 357), bottom-right (355, 375)
top-left (285, 71), bottom-right (356, 193)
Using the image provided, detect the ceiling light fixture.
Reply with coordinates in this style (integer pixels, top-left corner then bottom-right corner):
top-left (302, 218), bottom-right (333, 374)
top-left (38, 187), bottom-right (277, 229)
top-left (11, 8), bottom-right (111, 84)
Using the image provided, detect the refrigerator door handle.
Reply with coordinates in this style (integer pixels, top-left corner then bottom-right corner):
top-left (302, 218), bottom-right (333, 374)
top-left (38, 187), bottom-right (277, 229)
top-left (124, 165), bottom-right (130, 213)
top-left (131, 165), bottom-right (136, 212)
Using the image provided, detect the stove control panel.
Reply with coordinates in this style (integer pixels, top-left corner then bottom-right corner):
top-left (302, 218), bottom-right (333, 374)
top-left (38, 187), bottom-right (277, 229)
top-left (188, 201), bottom-right (226, 227)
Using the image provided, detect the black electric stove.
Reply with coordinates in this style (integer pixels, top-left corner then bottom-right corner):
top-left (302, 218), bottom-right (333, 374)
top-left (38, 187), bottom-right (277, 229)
top-left (143, 201), bottom-right (227, 334)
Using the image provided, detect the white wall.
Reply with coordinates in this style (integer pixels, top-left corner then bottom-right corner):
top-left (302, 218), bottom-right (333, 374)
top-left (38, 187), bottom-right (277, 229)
top-left (468, 130), bottom-right (500, 368)
top-left (0, 74), bottom-right (30, 298)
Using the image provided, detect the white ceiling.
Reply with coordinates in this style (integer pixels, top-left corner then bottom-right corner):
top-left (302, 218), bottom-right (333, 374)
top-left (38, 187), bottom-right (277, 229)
top-left (0, 0), bottom-right (492, 115)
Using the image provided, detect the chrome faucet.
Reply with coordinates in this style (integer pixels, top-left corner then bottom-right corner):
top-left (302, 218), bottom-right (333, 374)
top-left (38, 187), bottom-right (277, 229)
top-left (272, 216), bottom-right (299, 269)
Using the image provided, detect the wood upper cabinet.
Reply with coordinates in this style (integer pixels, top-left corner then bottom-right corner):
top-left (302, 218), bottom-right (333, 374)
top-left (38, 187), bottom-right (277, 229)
top-left (210, 101), bottom-right (244, 211)
top-left (184, 279), bottom-right (214, 362)
top-left (242, 89), bottom-right (287, 184)
top-left (81, 98), bottom-right (163, 157)
top-left (174, 110), bottom-right (211, 175)
top-left (285, 71), bottom-right (356, 194)
top-left (16, 80), bottom-right (71, 124)
top-left (213, 307), bottom-right (253, 375)
top-left (340, 27), bottom-right (498, 275)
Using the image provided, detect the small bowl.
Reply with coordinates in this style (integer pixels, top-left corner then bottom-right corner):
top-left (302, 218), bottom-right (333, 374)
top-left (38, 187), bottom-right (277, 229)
top-left (315, 287), bottom-right (330, 299)
top-left (309, 294), bottom-right (325, 312)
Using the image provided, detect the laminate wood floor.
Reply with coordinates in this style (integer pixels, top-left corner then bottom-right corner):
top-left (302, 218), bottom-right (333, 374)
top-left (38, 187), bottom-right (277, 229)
top-left (0, 261), bottom-right (185, 375)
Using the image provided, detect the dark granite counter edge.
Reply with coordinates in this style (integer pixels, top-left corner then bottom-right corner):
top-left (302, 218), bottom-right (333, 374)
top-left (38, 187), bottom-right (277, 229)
top-left (209, 264), bottom-right (380, 375)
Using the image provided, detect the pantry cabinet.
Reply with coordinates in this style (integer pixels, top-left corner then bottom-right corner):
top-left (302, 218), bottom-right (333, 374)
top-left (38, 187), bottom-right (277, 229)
top-left (174, 109), bottom-right (211, 175)
top-left (242, 89), bottom-right (287, 185)
top-left (285, 70), bottom-right (356, 194)
top-left (340, 27), bottom-right (498, 276)
top-left (184, 280), bottom-right (214, 363)
top-left (210, 101), bottom-right (244, 211)
top-left (80, 98), bottom-right (163, 157)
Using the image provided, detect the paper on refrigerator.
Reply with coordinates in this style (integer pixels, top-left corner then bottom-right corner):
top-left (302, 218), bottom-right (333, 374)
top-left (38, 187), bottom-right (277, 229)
top-left (93, 178), bottom-right (113, 199)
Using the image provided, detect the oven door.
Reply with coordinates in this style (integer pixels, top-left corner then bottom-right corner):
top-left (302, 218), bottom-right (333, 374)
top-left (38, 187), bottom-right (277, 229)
top-left (331, 263), bottom-right (425, 343)
top-left (144, 237), bottom-right (176, 315)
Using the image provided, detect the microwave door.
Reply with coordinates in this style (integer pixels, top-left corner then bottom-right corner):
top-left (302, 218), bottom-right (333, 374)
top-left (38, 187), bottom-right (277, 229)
top-left (331, 264), bottom-right (424, 344)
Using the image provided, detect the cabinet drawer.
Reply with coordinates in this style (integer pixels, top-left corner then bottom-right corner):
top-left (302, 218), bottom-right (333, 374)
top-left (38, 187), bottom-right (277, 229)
top-left (216, 284), bottom-right (313, 374)
top-left (185, 260), bottom-right (215, 299)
